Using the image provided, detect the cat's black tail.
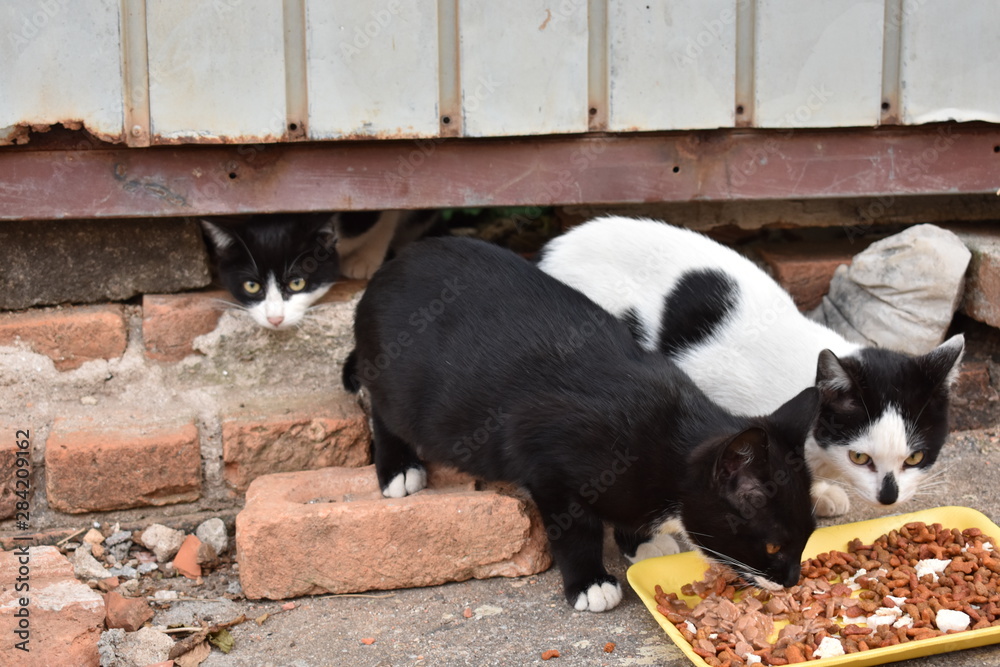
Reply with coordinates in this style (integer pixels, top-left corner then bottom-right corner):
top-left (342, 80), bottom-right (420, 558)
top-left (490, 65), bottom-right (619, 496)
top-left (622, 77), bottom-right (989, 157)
top-left (342, 349), bottom-right (361, 393)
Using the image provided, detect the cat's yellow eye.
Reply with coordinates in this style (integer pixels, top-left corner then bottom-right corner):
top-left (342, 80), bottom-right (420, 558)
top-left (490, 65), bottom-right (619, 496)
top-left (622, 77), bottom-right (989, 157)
top-left (849, 450), bottom-right (871, 466)
top-left (243, 280), bottom-right (261, 294)
top-left (288, 278), bottom-right (306, 292)
top-left (766, 543), bottom-right (781, 555)
top-left (904, 451), bottom-right (925, 466)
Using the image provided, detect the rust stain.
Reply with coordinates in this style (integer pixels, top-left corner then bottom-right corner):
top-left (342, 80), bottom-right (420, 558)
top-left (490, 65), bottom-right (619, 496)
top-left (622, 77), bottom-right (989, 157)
top-left (539, 8), bottom-right (552, 31)
top-left (0, 121), bottom-right (124, 147)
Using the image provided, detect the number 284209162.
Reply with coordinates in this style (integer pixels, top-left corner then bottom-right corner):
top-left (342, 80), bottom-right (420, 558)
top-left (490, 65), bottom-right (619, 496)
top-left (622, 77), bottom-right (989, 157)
top-left (14, 430), bottom-right (30, 521)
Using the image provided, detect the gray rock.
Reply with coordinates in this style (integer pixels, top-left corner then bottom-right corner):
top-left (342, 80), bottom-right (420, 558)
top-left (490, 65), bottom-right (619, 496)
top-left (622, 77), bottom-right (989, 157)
top-left (140, 524), bottom-right (186, 563)
top-left (226, 578), bottom-right (243, 597)
top-left (155, 598), bottom-right (241, 628)
top-left (70, 544), bottom-right (111, 580)
top-left (98, 628), bottom-right (126, 667)
top-left (809, 224), bottom-right (971, 355)
top-left (105, 530), bottom-right (132, 546)
top-left (116, 579), bottom-right (140, 596)
top-left (137, 562), bottom-right (158, 575)
top-left (98, 626), bottom-right (173, 667)
top-left (195, 517), bottom-right (229, 556)
top-left (109, 540), bottom-right (132, 564)
top-left (107, 565), bottom-right (138, 579)
top-left (0, 217), bottom-right (211, 309)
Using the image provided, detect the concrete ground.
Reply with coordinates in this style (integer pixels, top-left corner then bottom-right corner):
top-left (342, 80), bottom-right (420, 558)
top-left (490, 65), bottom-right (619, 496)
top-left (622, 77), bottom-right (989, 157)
top-left (178, 428), bottom-right (1000, 667)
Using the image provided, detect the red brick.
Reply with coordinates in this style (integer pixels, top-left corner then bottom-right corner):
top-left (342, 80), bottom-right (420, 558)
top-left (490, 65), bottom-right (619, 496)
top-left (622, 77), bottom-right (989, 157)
top-left (950, 360), bottom-right (999, 430)
top-left (0, 304), bottom-right (126, 371)
top-left (955, 228), bottom-right (1000, 328)
top-left (236, 465), bottom-right (551, 600)
top-left (0, 546), bottom-right (105, 666)
top-left (756, 242), bottom-right (856, 311)
top-left (0, 438), bottom-right (27, 520)
top-left (104, 591), bottom-right (154, 632)
top-left (141, 281), bottom-right (365, 362)
top-left (46, 417), bottom-right (201, 513)
top-left (142, 291), bottom-right (231, 361)
top-left (221, 394), bottom-right (370, 492)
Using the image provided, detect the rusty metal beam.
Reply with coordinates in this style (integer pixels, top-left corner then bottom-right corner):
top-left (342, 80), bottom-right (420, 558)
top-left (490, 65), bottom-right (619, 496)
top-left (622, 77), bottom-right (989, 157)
top-left (0, 124), bottom-right (998, 220)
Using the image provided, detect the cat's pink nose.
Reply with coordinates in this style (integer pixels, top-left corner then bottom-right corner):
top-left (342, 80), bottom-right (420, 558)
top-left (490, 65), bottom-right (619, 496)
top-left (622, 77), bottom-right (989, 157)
top-left (267, 316), bottom-right (284, 327)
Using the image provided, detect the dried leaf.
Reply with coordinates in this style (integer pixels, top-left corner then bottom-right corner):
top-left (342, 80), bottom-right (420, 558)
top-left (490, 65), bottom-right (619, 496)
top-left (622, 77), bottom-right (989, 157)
top-left (208, 628), bottom-right (235, 654)
top-left (174, 640), bottom-right (212, 667)
top-left (255, 612), bottom-right (270, 626)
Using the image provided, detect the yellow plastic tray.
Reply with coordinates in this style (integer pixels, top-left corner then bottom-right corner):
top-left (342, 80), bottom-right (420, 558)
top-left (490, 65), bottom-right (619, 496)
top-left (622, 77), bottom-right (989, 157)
top-left (627, 506), bottom-right (1000, 666)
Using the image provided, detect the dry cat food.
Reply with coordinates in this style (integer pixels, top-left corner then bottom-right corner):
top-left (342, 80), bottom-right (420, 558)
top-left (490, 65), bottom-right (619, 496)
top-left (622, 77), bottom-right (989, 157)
top-left (656, 522), bottom-right (1000, 665)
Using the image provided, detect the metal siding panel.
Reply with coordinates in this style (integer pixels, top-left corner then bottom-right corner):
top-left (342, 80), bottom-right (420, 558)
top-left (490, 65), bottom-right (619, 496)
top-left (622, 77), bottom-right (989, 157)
top-left (0, 0), bottom-right (124, 144)
top-left (305, 0), bottom-right (440, 139)
top-left (146, 0), bottom-right (287, 142)
top-left (608, 0), bottom-right (736, 131)
top-left (755, 0), bottom-right (883, 128)
top-left (459, 0), bottom-right (588, 137)
top-left (900, 0), bottom-right (1000, 124)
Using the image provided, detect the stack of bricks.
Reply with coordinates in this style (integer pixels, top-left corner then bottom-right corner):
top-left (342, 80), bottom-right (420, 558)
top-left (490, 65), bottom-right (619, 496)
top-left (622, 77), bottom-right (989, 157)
top-left (0, 284), bottom-right (372, 525)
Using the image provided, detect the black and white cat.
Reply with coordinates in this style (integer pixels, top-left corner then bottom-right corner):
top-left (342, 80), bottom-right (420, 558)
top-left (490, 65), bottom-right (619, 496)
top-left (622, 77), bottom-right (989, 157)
top-left (202, 210), bottom-right (438, 330)
top-left (343, 236), bottom-right (819, 612)
top-left (538, 216), bottom-right (965, 517)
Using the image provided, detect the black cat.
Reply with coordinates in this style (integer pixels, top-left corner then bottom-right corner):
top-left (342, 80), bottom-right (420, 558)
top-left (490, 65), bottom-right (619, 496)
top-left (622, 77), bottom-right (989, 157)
top-left (202, 210), bottom-right (440, 330)
top-left (343, 237), bottom-right (819, 612)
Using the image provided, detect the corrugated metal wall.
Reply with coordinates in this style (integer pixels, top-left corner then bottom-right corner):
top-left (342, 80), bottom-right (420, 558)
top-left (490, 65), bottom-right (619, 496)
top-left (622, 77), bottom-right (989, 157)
top-left (1, 0), bottom-right (997, 147)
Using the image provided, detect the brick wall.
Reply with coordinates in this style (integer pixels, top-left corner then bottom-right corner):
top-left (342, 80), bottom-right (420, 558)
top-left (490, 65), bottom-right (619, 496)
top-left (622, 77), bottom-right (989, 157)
top-left (1, 282), bottom-right (370, 535)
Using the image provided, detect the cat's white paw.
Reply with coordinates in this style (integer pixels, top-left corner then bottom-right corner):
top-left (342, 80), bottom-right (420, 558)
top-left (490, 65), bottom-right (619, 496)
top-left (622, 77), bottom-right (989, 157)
top-left (628, 533), bottom-right (681, 563)
top-left (382, 468), bottom-right (427, 498)
top-left (813, 480), bottom-right (850, 517)
top-left (573, 581), bottom-right (623, 613)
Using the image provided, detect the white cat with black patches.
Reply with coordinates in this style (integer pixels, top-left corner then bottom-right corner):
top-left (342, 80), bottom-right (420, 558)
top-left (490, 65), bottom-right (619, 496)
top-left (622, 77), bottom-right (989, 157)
top-left (202, 210), bottom-right (439, 329)
top-left (539, 216), bottom-right (964, 517)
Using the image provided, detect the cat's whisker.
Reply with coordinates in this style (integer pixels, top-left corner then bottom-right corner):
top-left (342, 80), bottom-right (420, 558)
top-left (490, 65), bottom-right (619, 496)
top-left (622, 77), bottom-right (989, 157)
top-left (205, 297), bottom-right (246, 312)
top-left (695, 544), bottom-right (766, 579)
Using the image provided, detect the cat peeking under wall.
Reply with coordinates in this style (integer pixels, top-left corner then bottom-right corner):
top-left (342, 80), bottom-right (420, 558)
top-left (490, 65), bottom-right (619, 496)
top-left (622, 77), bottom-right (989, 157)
top-left (201, 210), bottom-right (440, 330)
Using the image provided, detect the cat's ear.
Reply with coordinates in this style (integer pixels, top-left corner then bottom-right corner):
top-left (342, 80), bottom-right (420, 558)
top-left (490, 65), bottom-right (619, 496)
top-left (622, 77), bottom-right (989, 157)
top-left (307, 214), bottom-right (338, 251)
top-left (815, 349), bottom-right (861, 413)
top-left (920, 333), bottom-right (965, 390)
top-left (201, 219), bottom-right (234, 250)
top-left (767, 387), bottom-right (819, 450)
top-left (715, 427), bottom-right (769, 486)
top-left (816, 350), bottom-right (854, 393)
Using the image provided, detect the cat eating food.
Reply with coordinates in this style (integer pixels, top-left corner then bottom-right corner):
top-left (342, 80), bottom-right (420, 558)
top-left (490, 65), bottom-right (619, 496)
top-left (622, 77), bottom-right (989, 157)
top-left (538, 216), bottom-right (964, 517)
top-left (202, 210), bottom-right (440, 330)
top-left (344, 236), bottom-right (819, 612)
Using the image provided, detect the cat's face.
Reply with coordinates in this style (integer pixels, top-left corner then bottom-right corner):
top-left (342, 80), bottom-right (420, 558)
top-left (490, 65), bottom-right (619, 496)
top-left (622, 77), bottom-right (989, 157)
top-left (683, 388), bottom-right (819, 589)
top-left (201, 215), bottom-right (339, 330)
top-left (811, 335), bottom-right (964, 507)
